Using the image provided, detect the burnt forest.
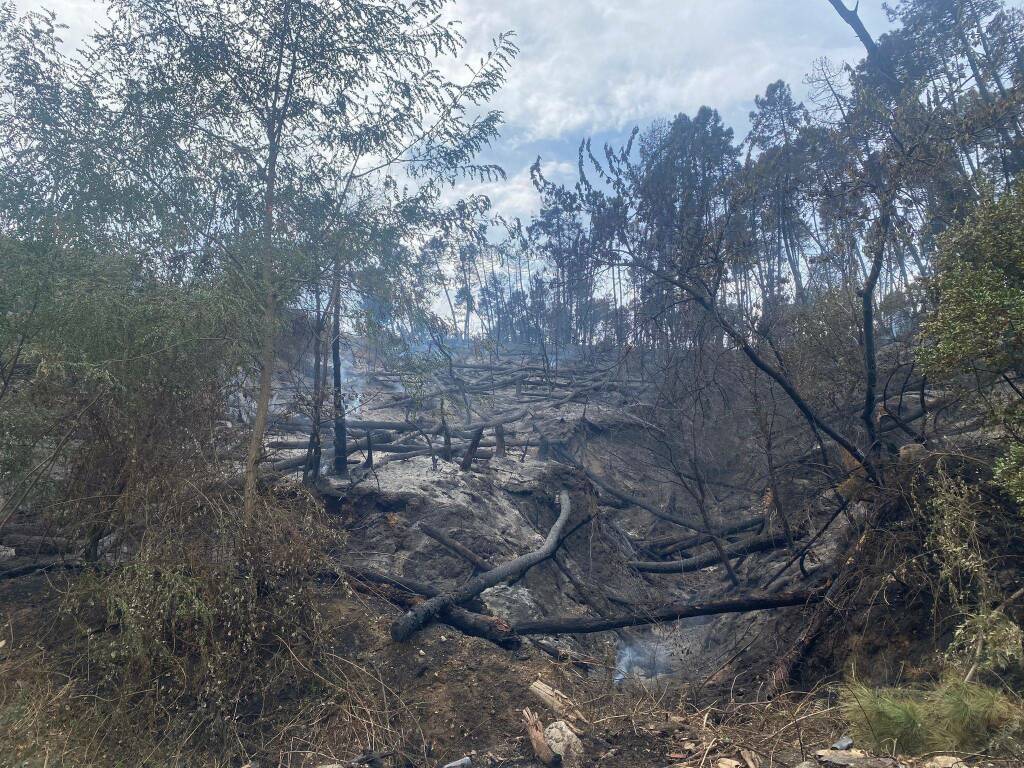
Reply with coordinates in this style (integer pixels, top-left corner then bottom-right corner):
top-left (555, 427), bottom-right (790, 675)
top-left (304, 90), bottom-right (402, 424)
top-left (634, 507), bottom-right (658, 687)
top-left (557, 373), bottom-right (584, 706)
top-left (2, 1), bottom-right (1024, 767)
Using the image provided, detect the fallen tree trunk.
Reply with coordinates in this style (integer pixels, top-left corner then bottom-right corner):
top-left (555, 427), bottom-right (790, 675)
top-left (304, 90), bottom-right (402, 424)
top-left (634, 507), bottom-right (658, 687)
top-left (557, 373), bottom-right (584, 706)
top-left (269, 429), bottom-right (391, 453)
top-left (390, 490), bottom-right (574, 642)
top-left (345, 419), bottom-right (412, 431)
top-left (375, 447), bottom-right (492, 466)
top-left (373, 376), bottom-right (527, 412)
top-left (419, 523), bottom-right (492, 572)
top-left (460, 408), bottom-right (529, 433)
top-left (648, 516), bottom-right (764, 557)
top-left (342, 431), bottom-right (394, 451)
top-left (349, 441), bottom-right (436, 454)
top-left (629, 531), bottom-right (788, 573)
top-left (0, 559), bottom-right (84, 581)
top-left (511, 588), bottom-right (823, 635)
top-left (343, 568), bottom-right (518, 648)
top-left (0, 533), bottom-right (80, 556)
top-left (268, 452), bottom-right (322, 473)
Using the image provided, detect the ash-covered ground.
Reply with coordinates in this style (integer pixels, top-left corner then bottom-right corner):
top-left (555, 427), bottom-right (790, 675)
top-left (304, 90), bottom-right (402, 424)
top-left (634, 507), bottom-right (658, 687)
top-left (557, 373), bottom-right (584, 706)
top-left (258, 343), bottom-right (842, 694)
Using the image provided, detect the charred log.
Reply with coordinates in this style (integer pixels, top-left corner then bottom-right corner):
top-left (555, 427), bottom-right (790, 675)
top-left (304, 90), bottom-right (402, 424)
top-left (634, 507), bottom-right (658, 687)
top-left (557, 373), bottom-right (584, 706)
top-left (629, 531), bottom-right (788, 573)
top-left (419, 522), bottom-right (493, 572)
top-left (511, 588), bottom-right (823, 635)
top-left (390, 490), bottom-right (574, 642)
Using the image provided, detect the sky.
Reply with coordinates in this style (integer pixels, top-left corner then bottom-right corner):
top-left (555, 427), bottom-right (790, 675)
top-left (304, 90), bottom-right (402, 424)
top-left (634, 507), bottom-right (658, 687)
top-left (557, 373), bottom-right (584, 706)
top-left (445, 0), bottom-right (897, 220)
top-left (15, 0), bottom-right (1022, 220)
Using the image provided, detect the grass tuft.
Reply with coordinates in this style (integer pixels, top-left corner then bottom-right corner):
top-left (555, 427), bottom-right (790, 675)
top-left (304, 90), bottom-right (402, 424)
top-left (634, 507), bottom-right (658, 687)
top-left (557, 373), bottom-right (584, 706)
top-left (841, 679), bottom-right (1022, 755)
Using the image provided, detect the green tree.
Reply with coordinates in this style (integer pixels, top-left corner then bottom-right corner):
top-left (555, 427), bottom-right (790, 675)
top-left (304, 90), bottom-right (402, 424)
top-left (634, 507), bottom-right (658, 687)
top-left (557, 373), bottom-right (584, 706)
top-left (922, 183), bottom-right (1024, 500)
top-left (88, 0), bottom-right (514, 510)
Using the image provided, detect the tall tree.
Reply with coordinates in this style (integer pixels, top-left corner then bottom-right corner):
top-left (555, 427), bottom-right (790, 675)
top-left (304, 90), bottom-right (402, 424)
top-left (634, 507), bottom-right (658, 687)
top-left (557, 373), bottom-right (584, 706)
top-left (90, 0), bottom-right (514, 507)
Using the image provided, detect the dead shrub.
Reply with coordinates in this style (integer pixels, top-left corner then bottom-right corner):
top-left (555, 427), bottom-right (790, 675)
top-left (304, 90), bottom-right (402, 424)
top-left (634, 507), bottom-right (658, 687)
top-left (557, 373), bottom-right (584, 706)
top-left (38, 488), bottom-right (346, 761)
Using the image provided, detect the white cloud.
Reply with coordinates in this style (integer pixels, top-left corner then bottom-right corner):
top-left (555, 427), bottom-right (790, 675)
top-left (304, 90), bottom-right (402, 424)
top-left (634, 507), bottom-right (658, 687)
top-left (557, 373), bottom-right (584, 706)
top-left (447, 0), bottom-right (896, 143)
top-left (17, 0), bottom-right (1024, 223)
top-left (443, 159), bottom-right (576, 222)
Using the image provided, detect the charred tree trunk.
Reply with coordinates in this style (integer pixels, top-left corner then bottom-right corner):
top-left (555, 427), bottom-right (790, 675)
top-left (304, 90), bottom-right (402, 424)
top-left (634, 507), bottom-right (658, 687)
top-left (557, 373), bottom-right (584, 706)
top-left (859, 202), bottom-right (892, 475)
top-left (419, 522), bottom-right (492, 572)
top-left (494, 422), bottom-right (506, 458)
top-left (303, 287), bottom-right (325, 486)
top-left (629, 531), bottom-right (788, 573)
top-left (391, 491), bottom-right (573, 641)
top-left (441, 417), bottom-right (453, 461)
top-left (362, 431), bottom-right (373, 468)
top-left (331, 251), bottom-right (347, 478)
top-left (460, 427), bottom-right (485, 471)
top-left (511, 588), bottom-right (823, 635)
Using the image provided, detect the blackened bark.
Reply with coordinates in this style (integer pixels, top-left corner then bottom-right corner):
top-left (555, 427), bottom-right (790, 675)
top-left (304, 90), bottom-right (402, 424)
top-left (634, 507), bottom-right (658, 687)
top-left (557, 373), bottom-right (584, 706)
top-left (629, 531), bottom-right (788, 573)
top-left (512, 588), bottom-right (823, 635)
top-left (391, 491), bottom-right (573, 641)
top-left (331, 253), bottom-right (347, 478)
top-left (460, 426), bottom-right (485, 470)
top-left (859, 204), bottom-right (892, 472)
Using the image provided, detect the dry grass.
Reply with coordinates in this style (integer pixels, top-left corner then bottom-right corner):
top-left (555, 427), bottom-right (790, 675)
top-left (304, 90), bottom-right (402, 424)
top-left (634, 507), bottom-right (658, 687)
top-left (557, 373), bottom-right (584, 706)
top-left (0, 483), bottom-right (433, 767)
top-left (0, 644), bottom-right (430, 767)
top-left (527, 640), bottom-right (849, 767)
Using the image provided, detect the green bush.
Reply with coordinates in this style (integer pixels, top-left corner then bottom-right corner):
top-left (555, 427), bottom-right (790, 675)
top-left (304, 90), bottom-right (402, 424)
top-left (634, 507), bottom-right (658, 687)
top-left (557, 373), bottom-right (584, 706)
top-left (921, 184), bottom-right (1024, 505)
top-left (842, 680), bottom-right (1022, 755)
top-left (0, 235), bottom-right (253, 538)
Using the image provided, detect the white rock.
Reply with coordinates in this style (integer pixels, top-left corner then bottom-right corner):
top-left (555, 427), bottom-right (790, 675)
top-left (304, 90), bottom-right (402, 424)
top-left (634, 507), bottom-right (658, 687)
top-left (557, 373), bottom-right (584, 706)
top-left (544, 720), bottom-right (584, 768)
top-left (814, 749), bottom-right (897, 767)
top-left (922, 758), bottom-right (966, 768)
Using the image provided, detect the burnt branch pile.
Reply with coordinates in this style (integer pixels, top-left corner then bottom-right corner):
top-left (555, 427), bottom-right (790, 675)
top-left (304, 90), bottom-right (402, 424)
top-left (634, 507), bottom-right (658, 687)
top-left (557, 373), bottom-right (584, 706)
top-left (263, 345), bottom-right (858, 690)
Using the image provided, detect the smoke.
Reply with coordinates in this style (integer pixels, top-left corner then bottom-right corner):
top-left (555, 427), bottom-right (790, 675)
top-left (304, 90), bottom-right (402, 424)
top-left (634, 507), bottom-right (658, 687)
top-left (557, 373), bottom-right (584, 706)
top-left (334, 353), bottom-right (364, 414)
top-left (614, 637), bottom-right (675, 683)
top-left (613, 615), bottom-right (715, 683)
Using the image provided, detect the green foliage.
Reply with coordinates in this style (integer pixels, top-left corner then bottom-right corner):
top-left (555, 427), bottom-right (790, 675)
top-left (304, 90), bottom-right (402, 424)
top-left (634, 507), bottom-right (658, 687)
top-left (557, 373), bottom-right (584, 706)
top-left (0, 235), bottom-right (251, 533)
top-left (916, 468), bottom-right (1024, 679)
top-left (842, 682), bottom-right (930, 754)
top-left (947, 610), bottom-right (1024, 679)
top-left (842, 680), bottom-right (1022, 755)
top-left (923, 472), bottom-right (994, 609)
top-left (921, 184), bottom-right (1024, 377)
top-left (922, 184), bottom-right (1024, 506)
top-left (995, 442), bottom-right (1024, 505)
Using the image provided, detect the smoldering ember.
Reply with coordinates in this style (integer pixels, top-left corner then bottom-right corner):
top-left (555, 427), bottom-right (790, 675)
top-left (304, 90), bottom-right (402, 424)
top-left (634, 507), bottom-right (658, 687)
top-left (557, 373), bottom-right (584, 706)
top-left (2, 0), bottom-right (1024, 766)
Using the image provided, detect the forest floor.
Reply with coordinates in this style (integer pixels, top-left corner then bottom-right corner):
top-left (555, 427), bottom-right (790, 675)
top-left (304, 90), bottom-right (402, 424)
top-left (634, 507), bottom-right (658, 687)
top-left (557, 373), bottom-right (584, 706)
top-left (0, 348), bottom-right (1012, 767)
top-left (0, 560), bottom-right (988, 768)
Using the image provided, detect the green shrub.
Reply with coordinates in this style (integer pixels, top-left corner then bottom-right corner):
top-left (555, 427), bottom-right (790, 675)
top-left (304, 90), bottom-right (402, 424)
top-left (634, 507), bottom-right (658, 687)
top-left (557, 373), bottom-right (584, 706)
top-left (842, 683), bottom-right (931, 754)
top-left (842, 680), bottom-right (1022, 755)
